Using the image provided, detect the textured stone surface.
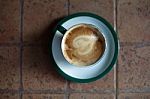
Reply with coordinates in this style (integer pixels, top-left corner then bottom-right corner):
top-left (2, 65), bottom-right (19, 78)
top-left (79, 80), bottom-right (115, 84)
top-left (23, 94), bottom-right (65, 99)
top-left (118, 93), bottom-right (150, 99)
top-left (118, 45), bottom-right (150, 90)
top-left (118, 0), bottom-right (150, 42)
top-left (70, 0), bottom-right (114, 25)
top-left (0, 93), bottom-right (19, 99)
top-left (69, 93), bottom-right (114, 99)
top-left (23, 46), bottom-right (66, 90)
top-left (23, 0), bottom-right (68, 44)
top-left (0, 0), bottom-right (20, 43)
top-left (70, 70), bottom-right (114, 92)
top-left (0, 47), bottom-right (20, 89)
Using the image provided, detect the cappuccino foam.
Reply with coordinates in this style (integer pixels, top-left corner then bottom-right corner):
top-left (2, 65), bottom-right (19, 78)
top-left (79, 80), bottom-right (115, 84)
top-left (62, 24), bottom-right (104, 66)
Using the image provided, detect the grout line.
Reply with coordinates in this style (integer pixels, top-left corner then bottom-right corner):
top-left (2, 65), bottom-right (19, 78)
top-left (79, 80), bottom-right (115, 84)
top-left (19, 0), bottom-right (24, 99)
top-left (114, 0), bottom-right (118, 98)
top-left (20, 0), bottom-right (24, 43)
top-left (0, 89), bottom-right (19, 93)
top-left (0, 89), bottom-right (150, 94)
top-left (22, 89), bottom-right (114, 94)
top-left (23, 90), bottom-right (64, 94)
top-left (0, 43), bottom-right (20, 46)
top-left (69, 89), bottom-right (114, 94)
top-left (65, 1), bottom-right (70, 99)
top-left (64, 81), bottom-right (67, 99)
top-left (120, 42), bottom-right (150, 47)
top-left (0, 43), bottom-right (48, 47)
top-left (119, 88), bottom-right (150, 93)
top-left (0, 41), bottom-right (149, 47)
top-left (114, 66), bottom-right (117, 99)
top-left (67, 0), bottom-right (70, 16)
top-left (65, 81), bottom-right (70, 99)
top-left (67, 81), bottom-right (70, 99)
top-left (114, 63), bottom-right (119, 99)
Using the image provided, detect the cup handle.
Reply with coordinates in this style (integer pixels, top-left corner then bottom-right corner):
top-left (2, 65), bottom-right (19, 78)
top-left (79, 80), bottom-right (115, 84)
top-left (57, 25), bottom-right (67, 34)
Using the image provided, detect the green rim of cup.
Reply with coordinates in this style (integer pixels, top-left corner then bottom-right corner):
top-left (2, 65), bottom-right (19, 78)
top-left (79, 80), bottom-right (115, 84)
top-left (51, 12), bottom-right (119, 83)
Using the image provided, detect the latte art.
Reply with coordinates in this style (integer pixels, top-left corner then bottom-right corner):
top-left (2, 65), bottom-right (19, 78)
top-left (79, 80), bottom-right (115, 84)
top-left (62, 24), bottom-right (105, 66)
top-left (73, 35), bottom-right (98, 56)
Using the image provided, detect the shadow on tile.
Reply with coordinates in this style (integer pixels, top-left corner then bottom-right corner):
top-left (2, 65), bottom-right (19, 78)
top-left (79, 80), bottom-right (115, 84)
top-left (23, 17), bottom-right (67, 90)
top-left (40, 17), bottom-right (65, 46)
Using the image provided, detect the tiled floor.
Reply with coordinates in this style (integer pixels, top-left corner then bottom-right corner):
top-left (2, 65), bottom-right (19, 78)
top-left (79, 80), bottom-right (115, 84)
top-left (0, 0), bottom-right (150, 99)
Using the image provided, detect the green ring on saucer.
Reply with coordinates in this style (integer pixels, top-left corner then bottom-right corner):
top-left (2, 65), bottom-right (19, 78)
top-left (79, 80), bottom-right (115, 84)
top-left (51, 12), bottom-right (119, 83)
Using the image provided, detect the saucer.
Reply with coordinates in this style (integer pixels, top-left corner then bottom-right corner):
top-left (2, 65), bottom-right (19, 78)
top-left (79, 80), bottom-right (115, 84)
top-left (52, 12), bottom-right (119, 83)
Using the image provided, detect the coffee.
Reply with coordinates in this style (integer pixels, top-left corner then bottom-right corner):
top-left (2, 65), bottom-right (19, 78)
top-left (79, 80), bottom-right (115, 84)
top-left (61, 24), bottom-right (105, 66)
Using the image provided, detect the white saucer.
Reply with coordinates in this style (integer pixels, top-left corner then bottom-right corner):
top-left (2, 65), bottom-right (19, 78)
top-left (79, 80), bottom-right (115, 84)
top-left (52, 13), bottom-right (119, 83)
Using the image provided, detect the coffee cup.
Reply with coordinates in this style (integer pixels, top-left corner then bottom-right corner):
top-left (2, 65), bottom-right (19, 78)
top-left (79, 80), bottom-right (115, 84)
top-left (57, 24), bottom-right (105, 66)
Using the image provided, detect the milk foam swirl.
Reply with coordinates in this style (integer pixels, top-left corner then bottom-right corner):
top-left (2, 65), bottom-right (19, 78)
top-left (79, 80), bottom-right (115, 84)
top-left (73, 35), bottom-right (98, 55)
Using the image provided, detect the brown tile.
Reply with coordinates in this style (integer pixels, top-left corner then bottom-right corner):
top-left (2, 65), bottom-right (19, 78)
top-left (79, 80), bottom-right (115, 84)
top-left (0, 93), bottom-right (19, 99)
top-left (70, 70), bottom-right (114, 92)
top-left (0, 47), bottom-right (20, 89)
top-left (118, 45), bottom-right (150, 90)
top-left (0, 0), bottom-right (20, 43)
top-left (69, 93), bottom-right (114, 99)
top-left (118, 0), bottom-right (150, 42)
top-left (23, 0), bottom-right (68, 44)
top-left (23, 46), bottom-right (66, 90)
top-left (70, 0), bottom-right (114, 25)
top-left (118, 93), bottom-right (150, 99)
top-left (23, 94), bottom-right (65, 99)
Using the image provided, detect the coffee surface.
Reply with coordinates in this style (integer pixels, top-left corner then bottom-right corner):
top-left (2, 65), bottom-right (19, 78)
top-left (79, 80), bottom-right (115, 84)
top-left (62, 24), bottom-right (104, 66)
